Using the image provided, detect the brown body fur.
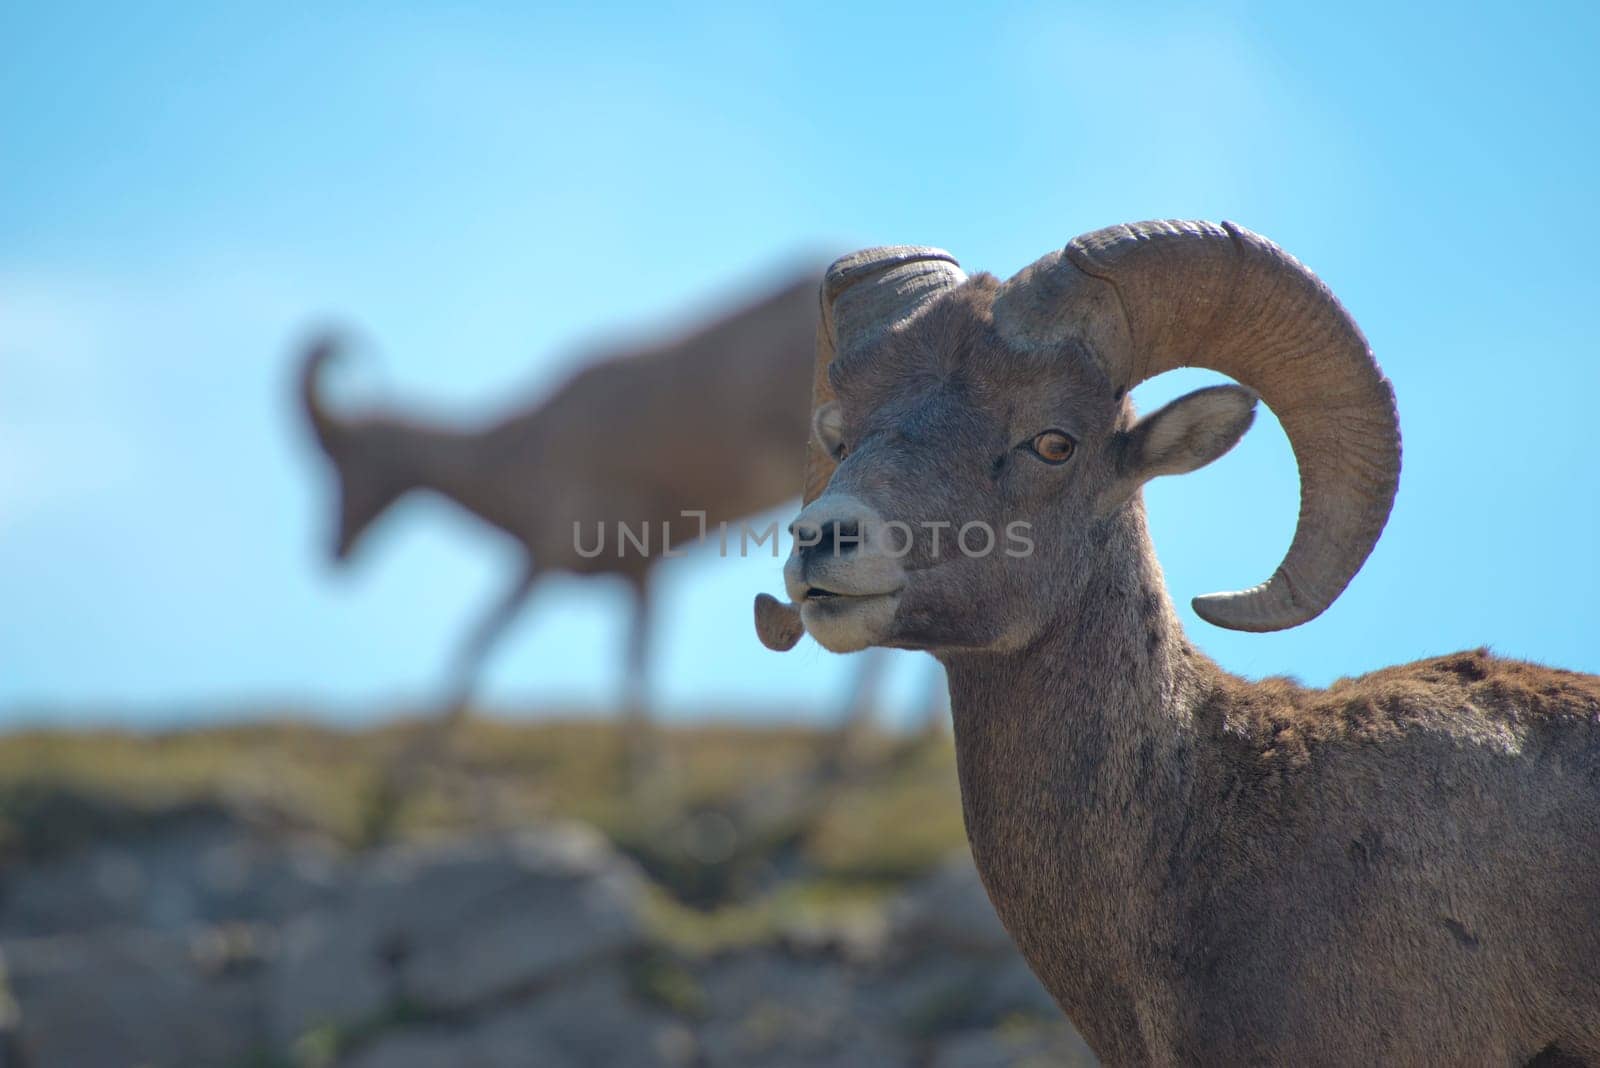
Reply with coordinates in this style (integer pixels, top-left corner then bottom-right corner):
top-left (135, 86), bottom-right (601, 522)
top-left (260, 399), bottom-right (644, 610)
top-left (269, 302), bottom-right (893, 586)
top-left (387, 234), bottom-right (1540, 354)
top-left (946, 519), bottom-right (1600, 1066)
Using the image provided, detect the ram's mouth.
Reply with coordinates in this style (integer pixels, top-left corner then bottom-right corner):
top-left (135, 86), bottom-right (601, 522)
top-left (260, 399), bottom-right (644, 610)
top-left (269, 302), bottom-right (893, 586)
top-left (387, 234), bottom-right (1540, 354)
top-left (804, 584), bottom-right (902, 603)
top-left (796, 582), bottom-right (902, 654)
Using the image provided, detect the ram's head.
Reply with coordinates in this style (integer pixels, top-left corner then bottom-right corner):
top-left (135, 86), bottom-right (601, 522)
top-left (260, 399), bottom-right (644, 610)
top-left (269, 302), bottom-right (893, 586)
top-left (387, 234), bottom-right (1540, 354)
top-left (755, 221), bottom-right (1400, 655)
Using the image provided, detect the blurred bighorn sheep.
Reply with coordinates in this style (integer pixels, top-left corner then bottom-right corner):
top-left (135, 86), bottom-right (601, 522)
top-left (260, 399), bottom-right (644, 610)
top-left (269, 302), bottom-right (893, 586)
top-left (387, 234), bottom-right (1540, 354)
top-left (301, 271), bottom-right (824, 730)
top-left (755, 221), bottom-right (1600, 1065)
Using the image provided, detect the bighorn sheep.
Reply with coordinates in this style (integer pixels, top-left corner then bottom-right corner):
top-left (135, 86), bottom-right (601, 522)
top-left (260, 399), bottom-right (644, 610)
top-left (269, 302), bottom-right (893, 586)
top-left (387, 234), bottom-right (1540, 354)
top-left (301, 270), bottom-right (823, 725)
top-left (755, 221), bottom-right (1600, 1065)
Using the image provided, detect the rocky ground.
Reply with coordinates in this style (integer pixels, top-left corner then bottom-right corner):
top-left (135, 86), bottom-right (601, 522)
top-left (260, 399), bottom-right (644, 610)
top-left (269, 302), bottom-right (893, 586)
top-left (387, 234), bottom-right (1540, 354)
top-left (0, 720), bottom-right (1096, 1067)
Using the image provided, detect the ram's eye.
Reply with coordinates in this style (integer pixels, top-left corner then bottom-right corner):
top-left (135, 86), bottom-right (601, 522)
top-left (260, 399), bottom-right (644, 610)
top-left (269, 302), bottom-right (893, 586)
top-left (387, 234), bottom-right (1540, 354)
top-left (1028, 430), bottom-right (1076, 464)
top-left (833, 442), bottom-right (849, 461)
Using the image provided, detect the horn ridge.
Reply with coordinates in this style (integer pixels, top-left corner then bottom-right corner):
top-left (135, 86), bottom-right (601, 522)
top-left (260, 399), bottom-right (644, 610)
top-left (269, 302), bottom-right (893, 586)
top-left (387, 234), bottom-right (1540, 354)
top-left (1001, 219), bottom-right (1402, 632)
top-left (803, 247), bottom-right (967, 504)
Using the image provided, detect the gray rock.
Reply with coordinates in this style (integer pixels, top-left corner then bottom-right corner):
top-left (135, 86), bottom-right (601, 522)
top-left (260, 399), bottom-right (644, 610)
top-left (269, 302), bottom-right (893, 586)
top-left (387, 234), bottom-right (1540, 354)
top-left (2, 929), bottom-right (270, 1068)
top-left (887, 851), bottom-right (1013, 957)
top-left (0, 808), bottom-right (340, 937)
top-left (271, 823), bottom-right (645, 1045)
top-left (929, 1025), bottom-right (1099, 1067)
top-left (697, 952), bottom-right (914, 1068)
top-left (0, 813), bottom-right (1100, 1068)
top-left (341, 970), bottom-right (692, 1068)
top-left (339, 1028), bottom-right (495, 1068)
top-left (271, 909), bottom-right (391, 1049)
top-left (930, 1029), bottom-right (1018, 1068)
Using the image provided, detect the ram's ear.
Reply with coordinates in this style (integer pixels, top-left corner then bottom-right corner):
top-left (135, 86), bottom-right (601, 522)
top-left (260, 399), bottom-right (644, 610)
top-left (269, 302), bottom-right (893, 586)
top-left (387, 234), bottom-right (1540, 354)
top-left (1100, 385), bottom-right (1257, 511)
top-left (812, 401), bottom-right (845, 461)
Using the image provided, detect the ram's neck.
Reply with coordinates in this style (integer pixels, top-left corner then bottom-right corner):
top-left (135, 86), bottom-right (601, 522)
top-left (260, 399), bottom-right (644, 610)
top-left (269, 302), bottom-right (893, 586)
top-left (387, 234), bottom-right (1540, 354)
top-left (940, 505), bottom-right (1209, 1052)
top-left (403, 418), bottom-right (537, 536)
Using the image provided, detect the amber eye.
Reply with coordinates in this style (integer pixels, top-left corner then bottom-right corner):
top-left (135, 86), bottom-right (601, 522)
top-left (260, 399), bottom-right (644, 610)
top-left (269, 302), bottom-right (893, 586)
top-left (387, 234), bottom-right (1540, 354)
top-left (1029, 430), bottom-right (1076, 464)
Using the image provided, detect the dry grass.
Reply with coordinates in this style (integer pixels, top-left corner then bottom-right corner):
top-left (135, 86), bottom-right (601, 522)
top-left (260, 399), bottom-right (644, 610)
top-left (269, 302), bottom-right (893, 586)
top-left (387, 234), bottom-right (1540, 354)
top-left (0, 714), bottom-right (968, 906)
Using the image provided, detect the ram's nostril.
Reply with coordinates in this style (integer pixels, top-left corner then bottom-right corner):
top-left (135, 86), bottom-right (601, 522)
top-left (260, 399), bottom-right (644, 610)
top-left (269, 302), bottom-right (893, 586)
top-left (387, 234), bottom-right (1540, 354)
top-left (797, 514), bottom-right (866, 564)
top-left (819, 518), bottom-right (862, 557)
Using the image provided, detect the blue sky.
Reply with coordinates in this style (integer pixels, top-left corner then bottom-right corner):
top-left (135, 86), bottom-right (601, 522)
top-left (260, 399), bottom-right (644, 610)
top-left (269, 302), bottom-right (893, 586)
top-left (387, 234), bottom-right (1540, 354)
top-left (3, 2), bottom-right (1596, 725)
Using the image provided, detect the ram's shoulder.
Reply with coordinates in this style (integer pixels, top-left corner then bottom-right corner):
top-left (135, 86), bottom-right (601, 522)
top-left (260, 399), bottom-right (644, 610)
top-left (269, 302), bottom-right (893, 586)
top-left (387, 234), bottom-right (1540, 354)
top-left (1196, 649), bottom-right (1600, 767)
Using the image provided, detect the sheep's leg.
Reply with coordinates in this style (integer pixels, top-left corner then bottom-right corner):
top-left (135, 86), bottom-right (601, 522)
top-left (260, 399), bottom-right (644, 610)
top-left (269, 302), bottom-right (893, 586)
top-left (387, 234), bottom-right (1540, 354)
top-left (359, 561), bottom-right (537, 842)
top-left (369, 565), bottom-right (539, 839)
top-left (440, 565), bottom-right (539, 724)
top-left (619, 574), bottom-right (657, 789)
top-left (812, 649), bottom-right (890, 781)
top-left (838, 648), bottom-right (889, 728)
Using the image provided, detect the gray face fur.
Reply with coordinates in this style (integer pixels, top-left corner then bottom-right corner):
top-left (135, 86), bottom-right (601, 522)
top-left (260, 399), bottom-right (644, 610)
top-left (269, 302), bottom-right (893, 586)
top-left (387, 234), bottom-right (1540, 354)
top-left (785, 277), bottom-right (1256, 656)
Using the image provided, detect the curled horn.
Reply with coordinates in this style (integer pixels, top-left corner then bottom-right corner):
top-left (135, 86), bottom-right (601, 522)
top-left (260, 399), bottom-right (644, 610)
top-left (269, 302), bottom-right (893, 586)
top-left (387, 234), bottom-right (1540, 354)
top-left (994, 219), bottom-right (1400, 632)
top-left (300, 333), bottom-right (345, 452)
top-left (802, 246), bottom-right (968, 503)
